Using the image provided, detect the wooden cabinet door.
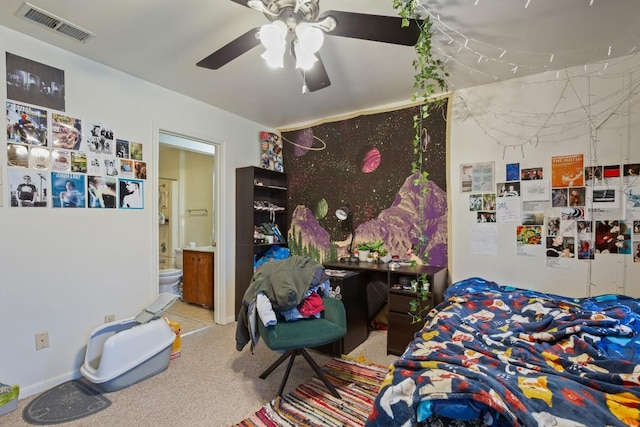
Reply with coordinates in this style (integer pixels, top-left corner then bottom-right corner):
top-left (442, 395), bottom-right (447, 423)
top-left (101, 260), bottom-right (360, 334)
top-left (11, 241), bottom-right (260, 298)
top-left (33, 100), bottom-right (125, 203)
top-left (182, 250), bottom-right (199, 305)
top-left (196, 252), bottom-right (214, 308)
top-left (182, 250), bottom-right (214, 308)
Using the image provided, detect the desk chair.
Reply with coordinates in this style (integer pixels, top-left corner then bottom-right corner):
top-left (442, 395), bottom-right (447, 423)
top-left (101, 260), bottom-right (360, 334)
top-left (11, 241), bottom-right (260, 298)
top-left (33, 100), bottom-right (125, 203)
top-left (257, 296), bottom-right (347, 398)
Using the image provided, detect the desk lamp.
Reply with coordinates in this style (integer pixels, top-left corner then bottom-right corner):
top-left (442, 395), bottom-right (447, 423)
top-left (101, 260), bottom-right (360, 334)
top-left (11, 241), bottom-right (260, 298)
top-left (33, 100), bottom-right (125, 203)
top-left (336, 205), bottom-right (358, 263)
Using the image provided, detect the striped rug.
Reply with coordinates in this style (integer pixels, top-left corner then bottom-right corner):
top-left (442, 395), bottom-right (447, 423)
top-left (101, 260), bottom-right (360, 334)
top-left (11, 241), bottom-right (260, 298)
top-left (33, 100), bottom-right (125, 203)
top-left (233, 356), bottom-right (389, 427)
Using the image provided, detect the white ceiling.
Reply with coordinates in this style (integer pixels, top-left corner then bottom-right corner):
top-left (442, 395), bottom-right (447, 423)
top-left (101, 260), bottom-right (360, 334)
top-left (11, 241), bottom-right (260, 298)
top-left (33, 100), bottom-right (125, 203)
top-left (1, 0), bottom-right (639, 128)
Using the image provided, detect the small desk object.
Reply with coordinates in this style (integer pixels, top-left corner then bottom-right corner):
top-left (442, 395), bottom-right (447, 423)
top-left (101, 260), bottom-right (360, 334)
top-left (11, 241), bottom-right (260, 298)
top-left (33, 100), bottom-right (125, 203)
top-left (323, 260), bottom-right (447, 356)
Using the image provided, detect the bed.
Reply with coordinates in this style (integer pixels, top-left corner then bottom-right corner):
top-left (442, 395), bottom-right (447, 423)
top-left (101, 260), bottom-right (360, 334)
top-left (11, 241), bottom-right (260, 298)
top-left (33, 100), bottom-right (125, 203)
top-left (365, 277), bottom-right (640, 427)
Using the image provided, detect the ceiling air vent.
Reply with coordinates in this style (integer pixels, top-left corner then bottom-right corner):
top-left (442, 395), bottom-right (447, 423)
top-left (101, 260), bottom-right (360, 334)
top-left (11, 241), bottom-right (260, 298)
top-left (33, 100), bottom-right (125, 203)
top-left (17, 2), bottom-right (95, 43)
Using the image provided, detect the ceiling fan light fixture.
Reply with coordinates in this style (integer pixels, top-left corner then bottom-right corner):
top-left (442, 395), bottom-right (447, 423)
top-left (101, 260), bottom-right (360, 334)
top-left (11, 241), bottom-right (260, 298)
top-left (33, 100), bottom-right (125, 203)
top-left (261, 46), bottom-right (285, 68)
top-left (259, 20), bottom-right (287, 68)
top-left (295, 22), bottom-right (324, 54)
top-left (259, 20), bottom-right (287, 50)
top-left (296, 53), bottom-right (317, 70)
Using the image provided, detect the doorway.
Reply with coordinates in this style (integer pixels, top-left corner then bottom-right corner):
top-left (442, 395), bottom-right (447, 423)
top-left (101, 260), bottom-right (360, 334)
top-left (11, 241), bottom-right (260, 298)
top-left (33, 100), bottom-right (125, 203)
top-left (157, 130), bottom-right (219, 316)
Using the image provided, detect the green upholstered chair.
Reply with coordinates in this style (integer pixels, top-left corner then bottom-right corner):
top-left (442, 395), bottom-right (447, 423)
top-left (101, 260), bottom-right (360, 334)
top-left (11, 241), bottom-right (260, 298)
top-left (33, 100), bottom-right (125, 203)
top-left (257, 296), bottom-right (347, 398)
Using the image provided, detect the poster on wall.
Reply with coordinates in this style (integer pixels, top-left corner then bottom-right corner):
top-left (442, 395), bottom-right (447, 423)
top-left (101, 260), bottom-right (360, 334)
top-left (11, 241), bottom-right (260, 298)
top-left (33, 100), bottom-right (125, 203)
top-left (6, 52), bottom-right (65, 111)
top-left (516, 225), bottom-right (542, 256)
top-left (116, 139), bottom-right (130, 158)
top-left (259, 131), bottom-right (283, 172)
top-left (506, 163), bottom-right (520, 182)
top-left (51, 172), bottom-right (86, 208)
top-left (130, 142), bottom-right (143, 161)
top-left (51, 149), bottom-right (70, 171)
top-left (7, 143), bottom-right (29, 167)
top-left (86, 122), bottom-right (115, 156)
top-left (119, 178), bottom-right (144, 209)
top-left (6, 101), bottom-right (48, 146)
top-left (460, 162), bottom-right (494, 193)
top-left (51, 113), bottom-right (82, 150)
top-left (634, 221), bottom-right (640, 262)
top-left (551, 154), bottom-right (584, 188)
top-left (7, 168), bottom-right (48, 207)
top-left (88, 176), bottom-right (117, 209)
top-left (28, 146), bottom-right (50, 170)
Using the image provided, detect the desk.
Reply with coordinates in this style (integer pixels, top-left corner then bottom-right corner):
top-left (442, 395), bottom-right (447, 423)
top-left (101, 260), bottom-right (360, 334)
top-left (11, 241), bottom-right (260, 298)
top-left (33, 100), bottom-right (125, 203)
top-left (314, 271), bottom-right (367, 356)
top-left (323, 261), bottom-right (447, 355)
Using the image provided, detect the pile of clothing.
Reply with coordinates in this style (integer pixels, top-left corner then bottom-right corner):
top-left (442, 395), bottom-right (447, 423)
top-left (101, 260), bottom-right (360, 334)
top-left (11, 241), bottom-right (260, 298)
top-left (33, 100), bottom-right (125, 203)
top-left (235, 255), bottom-right (330, 352)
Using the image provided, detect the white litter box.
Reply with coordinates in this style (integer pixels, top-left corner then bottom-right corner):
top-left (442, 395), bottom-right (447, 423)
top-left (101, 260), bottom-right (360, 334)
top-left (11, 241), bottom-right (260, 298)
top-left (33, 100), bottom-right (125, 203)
top-left (80, 293), bottom-right (178, 392)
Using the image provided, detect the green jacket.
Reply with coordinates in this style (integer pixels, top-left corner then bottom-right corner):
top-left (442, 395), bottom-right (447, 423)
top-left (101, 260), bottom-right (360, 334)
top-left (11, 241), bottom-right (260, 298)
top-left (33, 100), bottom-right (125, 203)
top-left (235, 255), bottom-right (325, 351)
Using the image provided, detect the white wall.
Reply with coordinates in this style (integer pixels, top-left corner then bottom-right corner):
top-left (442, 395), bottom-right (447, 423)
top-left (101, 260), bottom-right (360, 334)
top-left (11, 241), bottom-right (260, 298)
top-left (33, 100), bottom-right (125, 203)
top-left (0, 26), bottom-right (268, 397)
top-left (449, 53), bottom-right (640, 298)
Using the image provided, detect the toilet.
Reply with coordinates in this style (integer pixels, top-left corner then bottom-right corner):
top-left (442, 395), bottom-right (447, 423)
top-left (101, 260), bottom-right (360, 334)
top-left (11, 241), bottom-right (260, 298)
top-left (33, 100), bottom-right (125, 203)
top-left (159, 269), bottom-right (182, 295)
top-left (158, 249), bottom-right (183, 295)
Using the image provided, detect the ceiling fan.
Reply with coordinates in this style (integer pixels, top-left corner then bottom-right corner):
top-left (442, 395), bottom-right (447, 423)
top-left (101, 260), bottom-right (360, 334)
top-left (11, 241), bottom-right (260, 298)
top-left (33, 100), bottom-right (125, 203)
top-left (196, 0), bottom-right (421, 92)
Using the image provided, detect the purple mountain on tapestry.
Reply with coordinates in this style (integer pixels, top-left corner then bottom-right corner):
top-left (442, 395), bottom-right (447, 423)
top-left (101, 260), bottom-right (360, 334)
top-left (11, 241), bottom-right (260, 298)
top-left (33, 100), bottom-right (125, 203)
top-left (288, 173), bottom-right (448, 266)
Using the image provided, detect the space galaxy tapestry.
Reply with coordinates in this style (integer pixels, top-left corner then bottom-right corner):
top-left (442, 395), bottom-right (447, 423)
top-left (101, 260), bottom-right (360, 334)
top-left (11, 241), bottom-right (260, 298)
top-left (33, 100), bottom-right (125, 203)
top-left (281, 98), bottom-right (449, 266)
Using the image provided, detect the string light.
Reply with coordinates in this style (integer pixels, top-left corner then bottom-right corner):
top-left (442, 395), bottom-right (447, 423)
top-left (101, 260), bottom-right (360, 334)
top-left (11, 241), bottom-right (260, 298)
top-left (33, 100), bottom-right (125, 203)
top-left (413, 1), bottom-right (640, 90)
top-left (451, 60), bottom-right (640, 158)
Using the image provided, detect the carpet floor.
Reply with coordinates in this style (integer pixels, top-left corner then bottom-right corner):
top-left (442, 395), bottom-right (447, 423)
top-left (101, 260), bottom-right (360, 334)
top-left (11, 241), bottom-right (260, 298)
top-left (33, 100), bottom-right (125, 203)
top-left (233, 357), bottom-right (388, 427)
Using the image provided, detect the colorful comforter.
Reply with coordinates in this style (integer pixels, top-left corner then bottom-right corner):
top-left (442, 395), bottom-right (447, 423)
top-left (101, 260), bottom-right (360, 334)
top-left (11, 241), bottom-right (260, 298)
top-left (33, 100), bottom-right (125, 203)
top-left (366, 277), bottom-right (640, 427)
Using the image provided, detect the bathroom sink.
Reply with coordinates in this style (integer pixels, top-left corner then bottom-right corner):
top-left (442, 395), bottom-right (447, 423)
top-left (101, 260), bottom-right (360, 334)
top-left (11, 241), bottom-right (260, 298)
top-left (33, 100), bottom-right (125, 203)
top-left (191, 246), bottom-right (215, 252)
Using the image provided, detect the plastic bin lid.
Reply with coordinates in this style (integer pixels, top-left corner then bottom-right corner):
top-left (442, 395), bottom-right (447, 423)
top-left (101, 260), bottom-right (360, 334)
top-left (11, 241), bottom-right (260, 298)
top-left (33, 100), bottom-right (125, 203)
top-left (135, 293), bottom-right (179, 324)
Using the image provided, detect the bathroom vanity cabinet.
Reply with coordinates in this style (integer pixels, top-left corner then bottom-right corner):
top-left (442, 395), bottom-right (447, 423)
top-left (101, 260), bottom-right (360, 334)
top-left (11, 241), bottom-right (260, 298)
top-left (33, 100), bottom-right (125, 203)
top-left (182, 249), bottom-right (214, 309)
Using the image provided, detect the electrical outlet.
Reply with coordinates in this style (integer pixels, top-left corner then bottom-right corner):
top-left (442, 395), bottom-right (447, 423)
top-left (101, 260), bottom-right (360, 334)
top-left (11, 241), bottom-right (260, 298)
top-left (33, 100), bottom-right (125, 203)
top-left (35, 331), bottom-right (49, 350)
top-left (104, 314), bottom-right (115, 323)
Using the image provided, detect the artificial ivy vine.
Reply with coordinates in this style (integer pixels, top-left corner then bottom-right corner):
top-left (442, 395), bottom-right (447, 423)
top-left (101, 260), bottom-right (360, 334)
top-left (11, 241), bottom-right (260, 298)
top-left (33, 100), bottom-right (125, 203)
top-left (393, 0), bottom-right (449, 323)
top-left (393, 0), bottom-right (449, 264)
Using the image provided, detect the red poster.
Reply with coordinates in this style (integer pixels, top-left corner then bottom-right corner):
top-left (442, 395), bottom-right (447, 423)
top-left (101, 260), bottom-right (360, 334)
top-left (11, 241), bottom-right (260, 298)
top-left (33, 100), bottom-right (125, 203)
top-left (551, 154), bottom-right (584, 188)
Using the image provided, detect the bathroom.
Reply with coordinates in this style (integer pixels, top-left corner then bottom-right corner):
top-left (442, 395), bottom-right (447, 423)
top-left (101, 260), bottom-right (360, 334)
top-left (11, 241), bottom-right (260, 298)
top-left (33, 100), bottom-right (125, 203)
top-left (158, 131), bottom-right (218, 299)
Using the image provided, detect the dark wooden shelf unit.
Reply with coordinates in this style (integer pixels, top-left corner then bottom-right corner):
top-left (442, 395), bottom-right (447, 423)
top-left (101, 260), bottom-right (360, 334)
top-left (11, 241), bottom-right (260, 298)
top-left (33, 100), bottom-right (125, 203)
top-left (235, 166), bottom-right (288, 318)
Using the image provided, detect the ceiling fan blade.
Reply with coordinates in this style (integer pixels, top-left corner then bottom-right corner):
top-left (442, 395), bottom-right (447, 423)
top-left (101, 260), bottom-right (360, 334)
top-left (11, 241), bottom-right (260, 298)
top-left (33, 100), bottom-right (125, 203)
top-left (228, 0), bottom-right (251, 8)
top-left (302, 53), bottom-right (331, 92)
top-left (196, 28), bottom-right (261, 70)
top-left (319, 10), bottom-right (421, 46)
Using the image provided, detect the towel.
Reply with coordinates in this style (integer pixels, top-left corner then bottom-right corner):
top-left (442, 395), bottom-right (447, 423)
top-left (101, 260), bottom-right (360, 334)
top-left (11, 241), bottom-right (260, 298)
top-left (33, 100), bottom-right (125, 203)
top-left (256, 292), bottom-right (277, 326)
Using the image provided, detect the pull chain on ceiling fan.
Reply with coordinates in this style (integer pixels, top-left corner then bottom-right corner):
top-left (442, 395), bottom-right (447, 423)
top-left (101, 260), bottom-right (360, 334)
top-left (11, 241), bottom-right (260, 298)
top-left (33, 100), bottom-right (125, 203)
top-left (196, 0), bottom-right (422, 92)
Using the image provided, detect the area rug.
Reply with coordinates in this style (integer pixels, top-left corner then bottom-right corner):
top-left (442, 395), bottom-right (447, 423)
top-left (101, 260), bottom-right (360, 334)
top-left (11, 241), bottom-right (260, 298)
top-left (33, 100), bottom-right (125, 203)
top-left (22, 379), bottom-right (111, 425)
top-left (233, 356), bottom-right (389, 427)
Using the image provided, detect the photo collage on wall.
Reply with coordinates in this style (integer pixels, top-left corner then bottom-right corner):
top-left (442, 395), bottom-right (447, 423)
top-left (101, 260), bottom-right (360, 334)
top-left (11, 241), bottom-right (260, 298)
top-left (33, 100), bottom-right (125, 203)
top-left (259, 131), bottom-right (283, 172)
top-left (5, 53), bottom-right (146, 210)
top-left (462, 154), bottom-right (640, 264)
